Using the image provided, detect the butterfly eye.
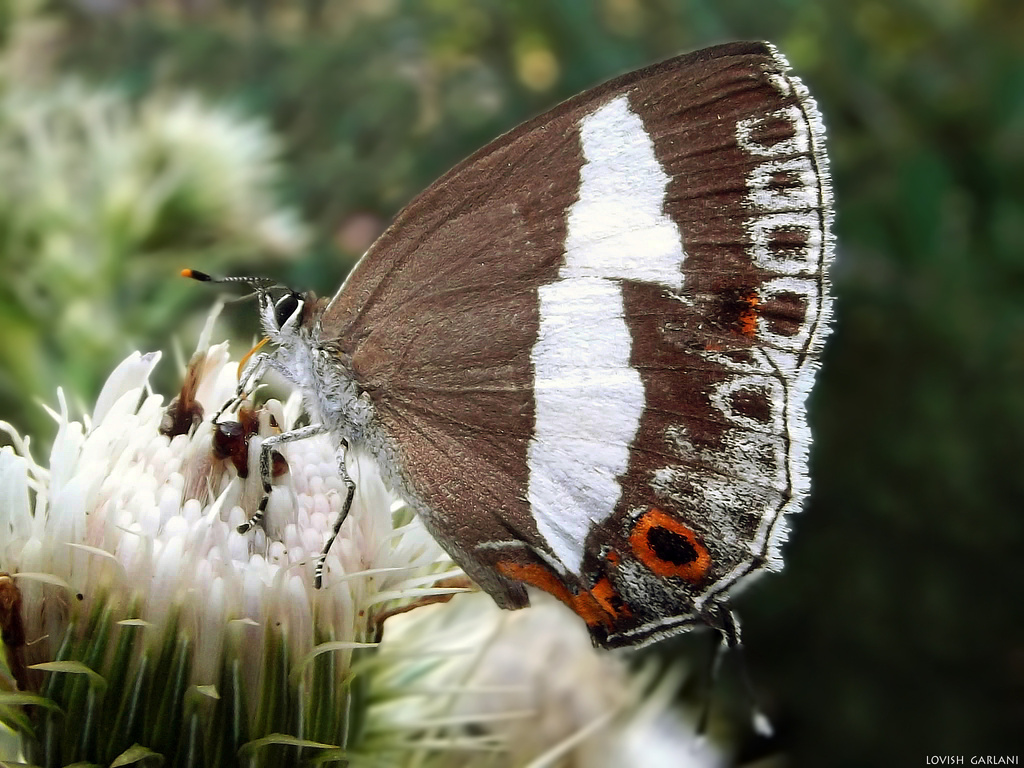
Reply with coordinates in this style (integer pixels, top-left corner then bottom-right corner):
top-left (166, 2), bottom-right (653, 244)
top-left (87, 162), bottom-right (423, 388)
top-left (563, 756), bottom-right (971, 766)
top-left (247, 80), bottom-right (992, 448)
top-left (274, 293), bottom-right (301, 329)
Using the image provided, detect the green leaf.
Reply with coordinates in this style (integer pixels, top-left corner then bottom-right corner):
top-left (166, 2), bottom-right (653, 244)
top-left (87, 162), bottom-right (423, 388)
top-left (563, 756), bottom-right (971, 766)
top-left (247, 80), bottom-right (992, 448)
top-left (110, 743), bottom-right (165, 766)
top-left (293, 640), bottom-right (377, 685)
top-left (0, 693), bottom-right (63, 714)
top-left (194, 685), bottom-right (219, 700)
top-left (0, 702), bottom-right (35, 738)
top-left (28, 661), bottom-right (106, 691)
top-left (9, 573), bottom-right (72, 591)
top-left (237, 733), bottom-right (338, 756)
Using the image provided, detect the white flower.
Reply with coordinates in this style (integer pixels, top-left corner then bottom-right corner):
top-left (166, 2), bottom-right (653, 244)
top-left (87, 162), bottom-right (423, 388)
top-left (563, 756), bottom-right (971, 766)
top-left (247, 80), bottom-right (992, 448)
top-left (0, 309), bottom-right (454, 764)
top-left (361, 591), bottom-right (725, 768)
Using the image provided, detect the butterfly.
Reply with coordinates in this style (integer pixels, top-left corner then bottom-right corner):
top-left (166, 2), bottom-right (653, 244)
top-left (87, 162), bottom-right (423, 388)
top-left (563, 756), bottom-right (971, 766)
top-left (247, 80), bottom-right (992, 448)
top-left (185, 40), bottom-right (833, 650)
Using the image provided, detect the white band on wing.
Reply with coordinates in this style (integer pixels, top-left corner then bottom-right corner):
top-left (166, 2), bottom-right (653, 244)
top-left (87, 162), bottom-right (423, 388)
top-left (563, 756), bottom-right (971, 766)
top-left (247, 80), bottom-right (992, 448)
top-left (528, 95), bottom-right (687, 574)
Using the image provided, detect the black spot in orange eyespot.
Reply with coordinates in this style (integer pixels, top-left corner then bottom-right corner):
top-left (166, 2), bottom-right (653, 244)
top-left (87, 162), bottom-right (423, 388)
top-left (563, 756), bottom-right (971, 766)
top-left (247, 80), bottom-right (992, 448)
top-left (630, 508), bottom-right (711, 583)
top-left (647, 525), bottom-right (698, 566)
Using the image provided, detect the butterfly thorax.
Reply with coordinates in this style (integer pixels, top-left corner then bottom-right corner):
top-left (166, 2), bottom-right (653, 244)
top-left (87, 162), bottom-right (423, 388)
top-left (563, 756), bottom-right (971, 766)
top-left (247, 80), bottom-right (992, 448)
top-left (264, 303), bottom-right (374, 448)
top-left (308, 343), bottom-right (374, 442)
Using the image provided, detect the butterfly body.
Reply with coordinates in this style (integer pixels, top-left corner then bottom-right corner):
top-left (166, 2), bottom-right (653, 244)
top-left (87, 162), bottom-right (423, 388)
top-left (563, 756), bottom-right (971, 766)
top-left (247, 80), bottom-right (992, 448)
top-left (198, 40), bottom-right (832, 649)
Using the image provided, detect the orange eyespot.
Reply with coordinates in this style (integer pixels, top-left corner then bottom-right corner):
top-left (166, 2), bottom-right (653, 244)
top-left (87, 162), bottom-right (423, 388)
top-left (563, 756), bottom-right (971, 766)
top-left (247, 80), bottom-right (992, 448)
top-left (630, 508), bottom-right (711, 582)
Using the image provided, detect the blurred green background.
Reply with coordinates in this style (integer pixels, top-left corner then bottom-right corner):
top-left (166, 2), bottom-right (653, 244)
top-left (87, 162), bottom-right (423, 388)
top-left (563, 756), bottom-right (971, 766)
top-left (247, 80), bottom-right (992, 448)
top-left (1, 0), bottom-right (1021, 765)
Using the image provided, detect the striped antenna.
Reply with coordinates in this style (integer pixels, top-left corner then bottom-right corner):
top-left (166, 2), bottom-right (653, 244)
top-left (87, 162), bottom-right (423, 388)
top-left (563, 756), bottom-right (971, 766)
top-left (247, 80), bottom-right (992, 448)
top-left (180, 268), bottom-right (278, 292)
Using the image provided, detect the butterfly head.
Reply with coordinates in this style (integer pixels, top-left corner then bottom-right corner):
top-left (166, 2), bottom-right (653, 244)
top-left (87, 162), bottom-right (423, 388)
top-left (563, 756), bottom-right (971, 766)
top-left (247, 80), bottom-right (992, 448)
top-left (181, 268), bottom-right (320, 370)
top-left (259, 288), bottom-right (310, 347)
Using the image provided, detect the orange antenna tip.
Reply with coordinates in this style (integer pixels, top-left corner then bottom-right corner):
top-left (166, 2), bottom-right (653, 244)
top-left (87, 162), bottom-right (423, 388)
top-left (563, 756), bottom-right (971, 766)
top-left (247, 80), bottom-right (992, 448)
top-left (182, 268), bottom-right (212, 282)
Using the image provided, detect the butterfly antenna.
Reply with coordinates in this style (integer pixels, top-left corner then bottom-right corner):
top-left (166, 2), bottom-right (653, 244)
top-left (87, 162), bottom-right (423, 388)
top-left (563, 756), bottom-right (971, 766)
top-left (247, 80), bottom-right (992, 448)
top-left (181, 268), bottom-right (277, 292)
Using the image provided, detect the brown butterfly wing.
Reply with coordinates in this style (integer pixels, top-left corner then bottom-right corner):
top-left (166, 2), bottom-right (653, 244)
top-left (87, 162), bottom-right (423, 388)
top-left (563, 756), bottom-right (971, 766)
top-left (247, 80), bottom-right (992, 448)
top-left (316, 42), bottom-right (832, 646)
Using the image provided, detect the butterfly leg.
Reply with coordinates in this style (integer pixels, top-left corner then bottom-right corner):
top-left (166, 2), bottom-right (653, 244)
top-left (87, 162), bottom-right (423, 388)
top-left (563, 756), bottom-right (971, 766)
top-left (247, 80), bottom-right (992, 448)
top-left (237, 423), bottom-right (327, 534)
top-left (313, 440), bottom-right (356, 589)
top-left (214, 352), bottom-right (270, 423)
top-left (701, 605), bottom-right (774, 738)
top-left (696, 619), bottom-right (730, 735)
